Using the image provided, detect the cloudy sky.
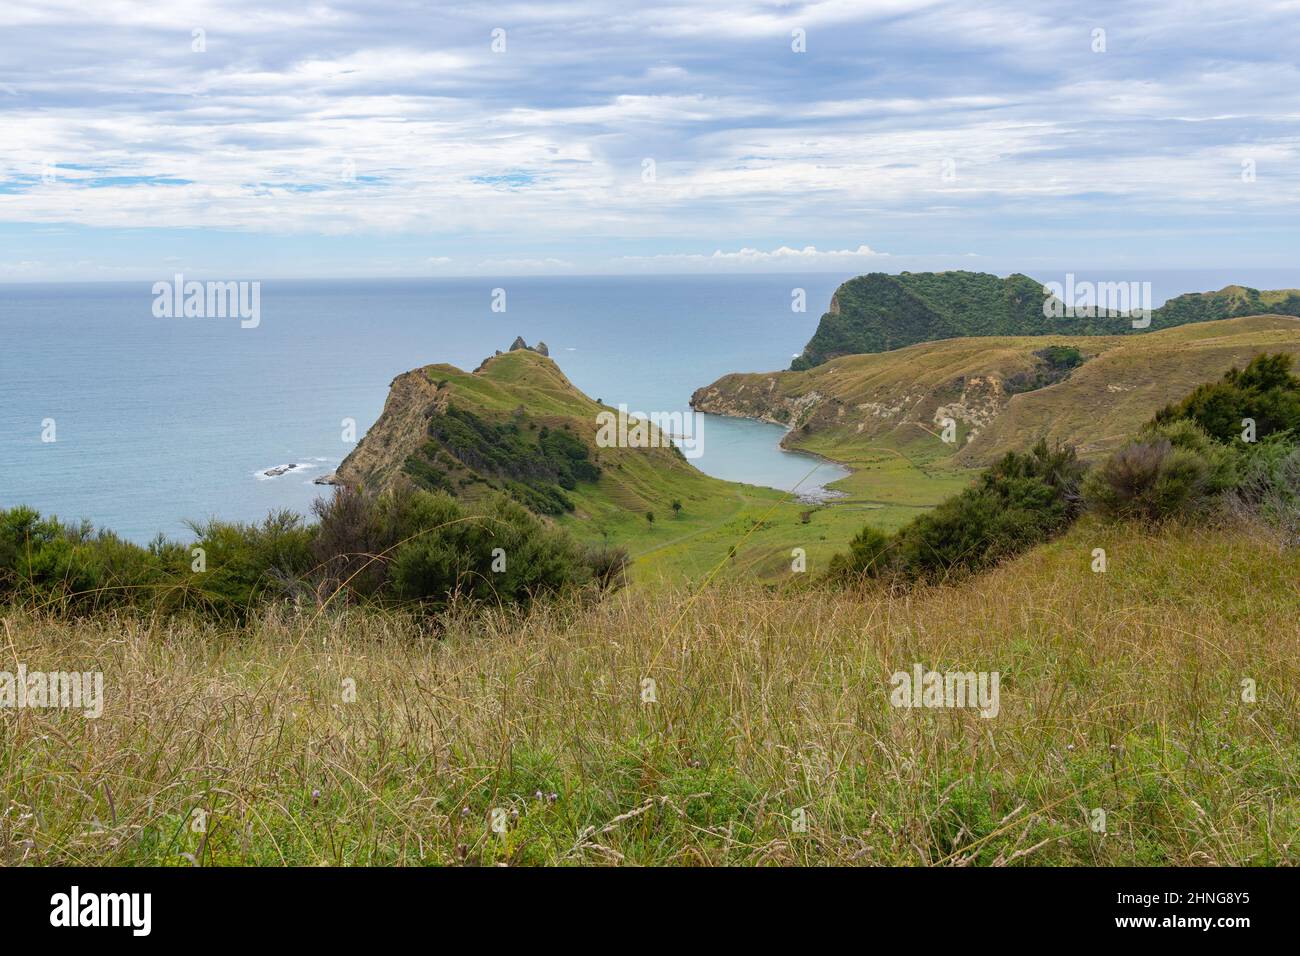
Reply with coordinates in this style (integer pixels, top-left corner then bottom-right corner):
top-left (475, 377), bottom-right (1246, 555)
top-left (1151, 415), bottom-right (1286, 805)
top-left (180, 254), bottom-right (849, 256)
top-left (2, 0), bottom-right (1298, 279)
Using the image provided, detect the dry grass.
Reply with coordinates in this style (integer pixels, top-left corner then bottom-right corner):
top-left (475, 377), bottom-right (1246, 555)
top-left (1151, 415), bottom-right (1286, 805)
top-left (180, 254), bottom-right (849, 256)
top-left (2, 519), bottom-right (1297, 866)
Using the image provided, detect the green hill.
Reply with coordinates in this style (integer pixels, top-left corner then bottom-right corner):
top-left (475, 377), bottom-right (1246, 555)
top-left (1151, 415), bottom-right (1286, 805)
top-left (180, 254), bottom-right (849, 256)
top-left (333, 347), bottom-right (879, 581)
top-left (337, 348), bottom-right (724, 518)
top-left (791, 271), bottom-right (1300, 369)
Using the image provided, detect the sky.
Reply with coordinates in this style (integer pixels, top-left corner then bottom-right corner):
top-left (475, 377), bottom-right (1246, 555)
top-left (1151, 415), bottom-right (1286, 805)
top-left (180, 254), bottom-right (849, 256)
top-left (1, 0), bottom-right (1299, 280)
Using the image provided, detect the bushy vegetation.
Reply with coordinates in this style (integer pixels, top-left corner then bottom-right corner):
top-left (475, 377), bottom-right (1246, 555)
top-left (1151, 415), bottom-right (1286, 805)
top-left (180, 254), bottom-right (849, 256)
top-left (1086, 353), bottom-right (1299, 524)
top-left (0, 487), bottom-right (622, 621)
top-left (0, 506), bottom-right (192, 614)
top-left (1004, 345), bottom-right (1085, 394)
top-left (1224, 437), bottom-right (1300, 545)
top-left (1081, 420), bottom-right (1234, 523)
top-left (1153, 351), bottom-right (1300, 443)
top-left (405, 405), bottom-right (601, 515)
top-left (184, 511), bottom-right (317, 614)
top-left (828, 441), bottom-right (1084, 582)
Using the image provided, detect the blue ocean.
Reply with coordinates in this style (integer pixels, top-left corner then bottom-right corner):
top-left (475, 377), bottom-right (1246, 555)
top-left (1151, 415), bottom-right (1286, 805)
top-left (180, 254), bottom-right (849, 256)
top-left (4, 270), bottom-right (1298, 543)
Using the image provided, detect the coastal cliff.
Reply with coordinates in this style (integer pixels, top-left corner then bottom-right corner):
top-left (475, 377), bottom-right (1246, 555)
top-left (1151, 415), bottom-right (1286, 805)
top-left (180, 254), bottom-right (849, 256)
top-left (693, 314), bottom-right (1300, 466)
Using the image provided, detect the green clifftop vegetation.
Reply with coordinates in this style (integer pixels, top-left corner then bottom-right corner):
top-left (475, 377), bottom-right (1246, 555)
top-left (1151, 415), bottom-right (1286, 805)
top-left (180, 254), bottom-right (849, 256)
top-left (791, 271), bottom-right (1300, 369)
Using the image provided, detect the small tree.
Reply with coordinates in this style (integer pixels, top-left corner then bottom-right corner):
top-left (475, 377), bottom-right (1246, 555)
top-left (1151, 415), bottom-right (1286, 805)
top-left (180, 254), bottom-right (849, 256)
top-left (645, 511), bottom-right (655, 524)
top-left (671, 499), bottom-right (682, 517)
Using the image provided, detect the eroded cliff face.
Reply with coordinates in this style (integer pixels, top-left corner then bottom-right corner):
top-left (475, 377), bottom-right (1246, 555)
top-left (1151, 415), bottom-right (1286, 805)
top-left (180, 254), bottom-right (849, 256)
top-left (688, 375), bottom-right (804, 427)
top-left (690, 367), bottom-right (1015, 453)
top-left (334, 366), bottom-right (448, 491)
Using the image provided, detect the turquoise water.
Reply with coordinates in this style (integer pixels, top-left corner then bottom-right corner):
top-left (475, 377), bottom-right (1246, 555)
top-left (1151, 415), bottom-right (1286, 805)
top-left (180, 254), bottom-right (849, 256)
top-left (691, 415), bottom-right (848, 499)
top-left (0, 275), bottom-right (848, 541)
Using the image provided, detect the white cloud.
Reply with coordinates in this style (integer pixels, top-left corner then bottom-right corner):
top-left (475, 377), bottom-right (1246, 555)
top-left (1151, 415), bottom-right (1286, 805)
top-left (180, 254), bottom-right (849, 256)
top-left (626, 243), bottom-right (886, 262)
top-left (0, 0), bottom-right (1298, 276)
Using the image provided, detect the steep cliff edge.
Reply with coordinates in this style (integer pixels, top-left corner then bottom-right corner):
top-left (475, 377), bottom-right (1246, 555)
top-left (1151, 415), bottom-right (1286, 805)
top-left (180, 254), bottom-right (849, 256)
top-left (334, 365), bottom-right (448, 491)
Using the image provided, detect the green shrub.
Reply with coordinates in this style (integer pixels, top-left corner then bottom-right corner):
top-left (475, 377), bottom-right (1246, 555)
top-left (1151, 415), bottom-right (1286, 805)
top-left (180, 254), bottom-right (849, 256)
top-left (0, 506), bottom-right (192, 613)
top-left (1082, 440), bottom-right (1217, 523)
top-left (415, 405), bottom-right (599, 515)
top-left (1225, 437), bottom-right (1300, 544)
top-left (311, 484), bottom-right (400, 597)
top-left (1154, 352), bottom-right (1300, 443)
top-left (185, 511), bottom-right (316, 618)
top-left (828, 441), bottom-right (1085, 583)
top-left (504, 479), bottom-right (573, 515)
top-left (826, 524), bottom-right (893, 580)
top-left (389, 493), bottom-right (593, 606)
top-left (1152, 418), bottom-right (1236, 485)
top-left (3, 484), bottom-right (611, 621)
top-left (403, 448), bottom-right (453, 493)
top-left (893, 467), bottom-right (1069, 579)
top-left (1005, 345), bottom-right (1086, 394)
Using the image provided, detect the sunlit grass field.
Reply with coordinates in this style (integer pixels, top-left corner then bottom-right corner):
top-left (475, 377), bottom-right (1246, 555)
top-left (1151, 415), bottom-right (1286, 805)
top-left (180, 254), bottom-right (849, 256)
top-left (3, 518), bottom-right (1295, 866)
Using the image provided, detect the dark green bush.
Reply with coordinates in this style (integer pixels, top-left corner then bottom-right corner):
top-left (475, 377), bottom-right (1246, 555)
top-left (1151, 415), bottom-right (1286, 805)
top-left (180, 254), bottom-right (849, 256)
top-left (828, 441), bottom-right (1085, 584)
top-left (1082, 441), bottom-right (1213, 523)
top-left (4, 488), bottom-right (611, 620)
top-left (310, 484), bottom-right (394, 597)
top-left (388, 492), bottom-right (593, 606)
top-left (504, 479), bottom-right (573, 515)
top-left (1224, 437), bottom-right (1300, 544)
top-left (1154, 352), bottom-right (1300, 443)
top-left (893, 465), bottom-right (1072, 579)
top-left (412, 405), bottom-right (600, 515)
top-left (185, 511), bottom-right (316, 617)
top-left (826, 524), bottom-right (892, 580)
top-left (0, 506), bottom-right (196, 614)
top-left (1081, 418), bottom-right (1235, 523)
top-left (314, 485), bottom-right (613, 608)
top-left (1005, 345), bottom-right (1086, 394)
top-left (404, 448), bottom-right (454, 493)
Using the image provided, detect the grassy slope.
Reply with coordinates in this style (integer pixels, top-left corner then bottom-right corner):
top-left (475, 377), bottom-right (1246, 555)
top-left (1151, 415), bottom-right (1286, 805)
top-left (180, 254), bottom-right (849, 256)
top-left (7, 519), bottom-right (1296, 866)
top-left (697, 315), bottom-right (1300, 470)
top-left (353, 350), bottom-right (951, 584)
top-left (964, 314), bottom-right (1300, 461)
top-left (434, 352), bottom-right (842, 580)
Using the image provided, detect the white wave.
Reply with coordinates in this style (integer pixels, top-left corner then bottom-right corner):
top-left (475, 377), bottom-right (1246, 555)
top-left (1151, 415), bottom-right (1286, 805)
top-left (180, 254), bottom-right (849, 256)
top-left (254, 461), bottom-right (322, 480)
